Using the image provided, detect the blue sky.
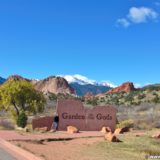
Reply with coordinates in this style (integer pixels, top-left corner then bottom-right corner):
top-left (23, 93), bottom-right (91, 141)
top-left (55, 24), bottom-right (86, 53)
top-left (0, 0), bottom-right (160, 86)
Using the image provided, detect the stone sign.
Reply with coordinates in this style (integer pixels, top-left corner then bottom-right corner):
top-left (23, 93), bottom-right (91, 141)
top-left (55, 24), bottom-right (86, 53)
top-left (57, 99), bottom-right (117, 132)
top-left (32, 99), bottom-right (117, 132)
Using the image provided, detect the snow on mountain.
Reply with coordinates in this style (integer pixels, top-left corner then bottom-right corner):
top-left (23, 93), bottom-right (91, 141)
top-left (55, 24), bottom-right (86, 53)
top-left (62, 74), bottom-right (116, 88)
top-left (63, 75), bottom-right (97, 85)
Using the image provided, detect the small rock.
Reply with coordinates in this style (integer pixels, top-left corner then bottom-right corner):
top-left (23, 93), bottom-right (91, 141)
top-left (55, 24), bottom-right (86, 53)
top-left (49, 129), bottom-right (56, 133)
top-left (104, 132), bottom-right (121, 142)
top-left (35, 127), bottom-right (48, 133)
top-left (152, 133), bottom-right (160, 139)
top-left (67, 126), bottom-right (79, 134)
top-left (101, 127), bottom-right (112, 133)
top-left (114, 127), bottom-right (129, 135)
top-left (24, 127), bottom-right (30, 132)
top-left (15, 127), bottom-right (29, 132)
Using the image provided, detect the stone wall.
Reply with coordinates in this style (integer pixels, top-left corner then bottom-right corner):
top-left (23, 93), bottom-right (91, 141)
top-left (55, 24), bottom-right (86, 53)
top-left (32, 116), bottom-right (53, 131)
top-left (32, 99), bottom-right (117, 132)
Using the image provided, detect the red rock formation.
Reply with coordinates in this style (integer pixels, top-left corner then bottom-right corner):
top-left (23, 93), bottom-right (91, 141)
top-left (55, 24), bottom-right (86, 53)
top-left (33, 76), bottom-right (75, 95)
top-left (107, 82), bottom-right (136, 94)
top-left (6, 75), bottom-right (75, 95)
top-left (84, 92), bottom-right (94, 99)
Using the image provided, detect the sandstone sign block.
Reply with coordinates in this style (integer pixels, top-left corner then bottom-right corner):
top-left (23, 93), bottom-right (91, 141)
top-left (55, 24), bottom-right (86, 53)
top-left (32, 99), bottom-right (117, 132)
top-left (57, 99), bottom-right (117, 132)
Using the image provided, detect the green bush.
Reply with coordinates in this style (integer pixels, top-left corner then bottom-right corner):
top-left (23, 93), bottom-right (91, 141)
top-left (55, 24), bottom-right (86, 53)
top-left (48, 93), bottom-right (57, 101)
top-left (17, 112), bottom-right (28, 128)
top-left (86, 98), bottom-right (98, 106)
top-left (152, 96), bottom-right (160, 104)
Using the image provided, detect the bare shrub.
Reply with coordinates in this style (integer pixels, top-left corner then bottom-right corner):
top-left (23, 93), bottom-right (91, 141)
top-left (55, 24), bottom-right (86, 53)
top-left (116, 103), bottom-right (160, 130)
top-left (0, 119), bottom-right (14, 130)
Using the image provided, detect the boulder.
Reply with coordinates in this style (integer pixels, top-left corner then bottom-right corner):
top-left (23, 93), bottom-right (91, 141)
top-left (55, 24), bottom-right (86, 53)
top-left (114, 127), bottom-right (129, 135)
top-left (101, 127), bottom-right (112, 133)
top-left (35, 127), bottom-right (48, 133)
top-left (15, 126), bottom-right (30, 132)
top-left (24, 127), bottom-right (30, 132)
top-left (67, 126), bottom-right (79, 134)
top-left (104, 132), bottom-right (120, 142)
top-left (49, 129), bottom-right (56, 133)
top-left (152, 133), bottom-right (160, 139)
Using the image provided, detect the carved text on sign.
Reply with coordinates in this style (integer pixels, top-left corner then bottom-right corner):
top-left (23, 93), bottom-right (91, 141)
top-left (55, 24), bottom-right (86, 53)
top-left (61, 112), bottom-right (112, 120)
top-left (62, 113), bottom-right (85, 120)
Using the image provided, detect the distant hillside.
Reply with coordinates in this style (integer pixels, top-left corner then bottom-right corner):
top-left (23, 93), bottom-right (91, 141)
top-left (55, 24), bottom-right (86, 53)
top-left (87, 83), bottom-right (160, 106)
top-left (142, 84), bottom-right (160, 91)
top-left (0, 77), bottom-right (6, 84)
top-left (70, 82), bottom-right (111, 96)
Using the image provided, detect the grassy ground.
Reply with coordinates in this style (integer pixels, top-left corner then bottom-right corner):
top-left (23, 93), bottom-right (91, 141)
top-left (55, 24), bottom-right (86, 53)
top-left (80, 133), bottom-right (160, 160)
top-left (12, 130), bottom-right (160, 160)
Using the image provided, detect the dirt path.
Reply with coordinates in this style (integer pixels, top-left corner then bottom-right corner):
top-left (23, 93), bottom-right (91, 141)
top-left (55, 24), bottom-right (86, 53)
top-left (0, 131), bottom-right (104, 141)
top-left (12, 137), bottom-right (101, 160)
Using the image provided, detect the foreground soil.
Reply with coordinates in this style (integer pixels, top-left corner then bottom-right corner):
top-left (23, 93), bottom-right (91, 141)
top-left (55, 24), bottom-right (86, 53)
top-left (12, 130), bottom-right (160, 160)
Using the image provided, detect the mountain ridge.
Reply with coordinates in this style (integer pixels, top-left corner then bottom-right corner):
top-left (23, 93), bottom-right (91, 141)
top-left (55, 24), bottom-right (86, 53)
top-left (70, 82), bottom-right (111, 96)
top-left (1, 75), bottom-right (75, 95)
top-left (0, 75), bottom-right (113, 96)
top-left (1, 75), bottom-right (160, 97)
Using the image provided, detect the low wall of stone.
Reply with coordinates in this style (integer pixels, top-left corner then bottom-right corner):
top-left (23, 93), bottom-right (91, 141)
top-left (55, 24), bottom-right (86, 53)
top-left (32, 116), bottom-right (53, 131)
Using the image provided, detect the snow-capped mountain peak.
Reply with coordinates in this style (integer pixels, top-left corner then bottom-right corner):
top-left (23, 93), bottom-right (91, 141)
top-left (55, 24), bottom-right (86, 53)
top-left (63, 75), bottom-right (97, 85)
top-left (62, 74), bottom-right (116, 88)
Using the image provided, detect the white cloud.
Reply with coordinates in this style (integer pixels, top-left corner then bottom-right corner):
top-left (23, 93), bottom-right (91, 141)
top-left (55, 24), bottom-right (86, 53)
top-left (117, 18), bottom-right (130, 28)
top-left (117, 6), bottom-right (159, 27)
top-left (128, 7), bottom-right (158, 23)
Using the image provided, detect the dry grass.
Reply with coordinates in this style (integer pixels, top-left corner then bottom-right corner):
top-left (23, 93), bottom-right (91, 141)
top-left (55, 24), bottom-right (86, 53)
top-left (116, 103), bottom-right (160, 130)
